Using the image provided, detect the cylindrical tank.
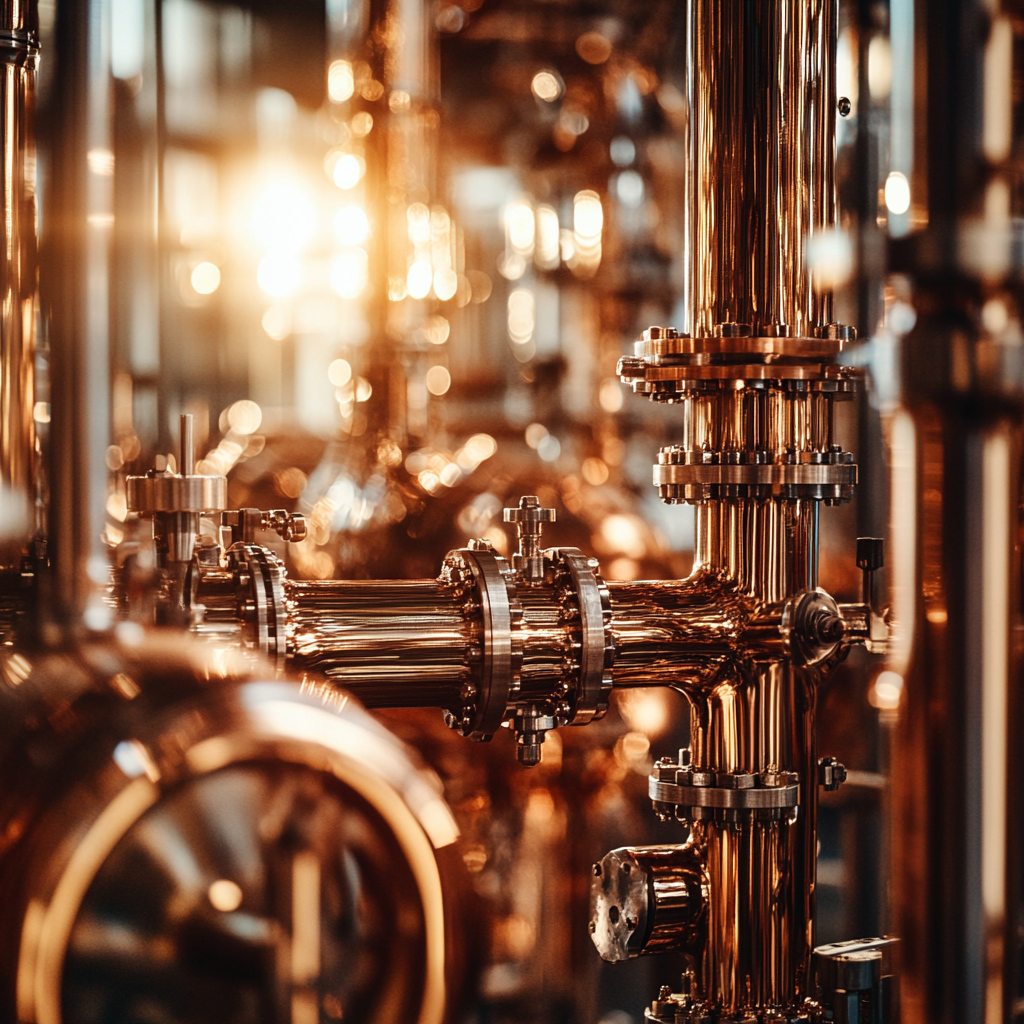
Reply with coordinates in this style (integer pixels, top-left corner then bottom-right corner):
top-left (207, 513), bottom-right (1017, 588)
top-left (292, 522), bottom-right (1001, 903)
top-left (0, 636), bottom-right (477, 1024)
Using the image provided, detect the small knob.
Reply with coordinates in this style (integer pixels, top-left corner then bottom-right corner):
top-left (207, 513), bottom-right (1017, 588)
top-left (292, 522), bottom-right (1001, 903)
top-left (504, 495), bottom-right (555, 581)
top-left (222, 508), bottom-right (307, 545)
top-left (641, 326), bottom-right (679, 341)
top-left (856, 537), bottom-right (884, 610)
top-left (513, 710), bottom-right (556, 767)
top-left (818, 756), bottom-right (847, 792)
top-left (810, 610), bottom-right (845, 646)
top-left (266, 509), bottom-right (307, 543)
top-left (856, 537), bottom-right (884, 572)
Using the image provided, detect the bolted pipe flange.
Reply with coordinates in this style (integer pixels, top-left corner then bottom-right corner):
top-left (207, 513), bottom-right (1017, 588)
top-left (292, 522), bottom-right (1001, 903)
top-left (441, 545), bottom-right (522, 743)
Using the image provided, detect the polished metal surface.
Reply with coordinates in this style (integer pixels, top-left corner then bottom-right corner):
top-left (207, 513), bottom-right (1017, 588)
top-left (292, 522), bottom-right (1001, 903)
top-left (228, 530), bottom-right (621, 745)
top-left (590, 844), bottom-right (706, 963)
top-left (634, 327), bottom-right (845, 361)
top-left (3, 0), bottom-right (964, 1017)
top-left (0, 0), bottom-right (37, 565)
top-left (0, 637), bottom-right (469, 1024)
top-left (233, 544), bottom-right (288, 670)
top-left (216, 553), bottom-right (849, 721)
top-left (653, 460), bottom-right (857, 501)
top-left (886, 0), bottom-right (1024, 1017)
top-left (600, 15), bottom-right (856, 997)
top-left (813, 936), bottom-right (899, 1024)
top-left (649, 773), bottom-right (801, 816)
top-left (448, 545), bottom-right (517, 741)
top-left (126, 474), bottom-right (228, 514)
top-left (551, 547), bottom-right (612, 725)
top-left (680, 0), bottom-right (838, 340)
top-left (892, 376), bottom-right (1021, 1024)
top-left (285, 577), bottom-right (477, 710)
top-left (45, 0), bottom-right (113, 618)
top-left (504, 495), bottom-right (555, 581)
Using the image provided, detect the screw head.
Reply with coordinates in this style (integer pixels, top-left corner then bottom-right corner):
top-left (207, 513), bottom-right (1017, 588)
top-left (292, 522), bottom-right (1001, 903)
top-left (838, 96), bottom-right (852, 117)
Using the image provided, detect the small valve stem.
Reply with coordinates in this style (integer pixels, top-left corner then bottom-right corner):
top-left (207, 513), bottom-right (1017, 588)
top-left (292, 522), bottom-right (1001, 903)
top-left (179, 413), bottom-right (194, 477)
top-left (856, 537), bottom-right (884, 612)
top-left (504, 495), bottom-right (556, 581)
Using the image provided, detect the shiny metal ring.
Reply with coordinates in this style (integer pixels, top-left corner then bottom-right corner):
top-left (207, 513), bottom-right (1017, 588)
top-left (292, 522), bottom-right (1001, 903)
top-left (653, 463), bottom-right (858, 488)
top-left (236, 544), bottom-right (288, 670)
top-left (622, 362), bottom-right (853, 383)
top-left (550, 548), bottom-right (613, 724)
top-left (459, 548), bottom-right (513, 740)
top-left (649, 778), bottom-right (800, 810)
top-left (126, 474), bottom-right (227, 513)
top-left (634, 334), bottom-right (844, 361)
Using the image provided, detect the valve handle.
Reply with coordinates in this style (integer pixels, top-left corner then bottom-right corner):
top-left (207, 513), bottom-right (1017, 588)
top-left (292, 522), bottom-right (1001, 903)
top-left (223, 508), bottom-right (307, 545)
top-left (503, 495), bottom-right (556, 581)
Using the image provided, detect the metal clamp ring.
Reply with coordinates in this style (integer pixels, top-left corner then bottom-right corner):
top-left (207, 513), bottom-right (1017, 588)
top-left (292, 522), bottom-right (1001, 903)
top-left (549, 547), bottom-right (613, 724)
top-left (649, 777), bottom-right (800, 810)
top-left (459, 547), bottom-right (515, 740)
top-left (235, 544), bottom-right (288, 671)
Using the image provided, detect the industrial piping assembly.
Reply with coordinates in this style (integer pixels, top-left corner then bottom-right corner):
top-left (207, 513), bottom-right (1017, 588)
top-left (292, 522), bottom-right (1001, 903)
top-left (14, 0), bottom-right (1007, 1019)
top-left (101, 3), bottom-right (894, 1020)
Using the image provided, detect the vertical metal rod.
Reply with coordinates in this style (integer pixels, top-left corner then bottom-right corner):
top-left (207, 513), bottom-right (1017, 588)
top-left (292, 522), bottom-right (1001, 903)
top-left (46, 0), bottom-right (113, 621)
top-left (179, 413), bottom-right (193, 476)
top-left (810, 500), bottom-right (820, 589)
top-left (0, 2), bottom-right (38, 567)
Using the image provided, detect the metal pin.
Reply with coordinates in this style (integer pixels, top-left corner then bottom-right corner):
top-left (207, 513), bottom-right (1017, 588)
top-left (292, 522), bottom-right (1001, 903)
top-left (179, 413), bottom-right (194, 477)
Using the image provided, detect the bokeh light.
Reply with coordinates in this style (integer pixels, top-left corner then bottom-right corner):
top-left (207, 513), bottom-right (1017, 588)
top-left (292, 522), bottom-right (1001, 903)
top-left (331, 249), bottom-right (369, 299)
top-left (333, 154), bottom-right (366, 190)
top-left (208, 879), bottom-right (243, 913)
top-left (190, 261), bottom-right (221, 295)
top-left (262, 305), bottom-right (291, 340)
top-left (424, 315), bottom-right (450, 344)
top-left (433, 267), bottom-right (457, 301)
top-left (531, 70), bottom-right (562, 102)
top-left (425, 365), bottom-right (451, 396)
top-left (257, 253), bottom-right (301, 297)
top-left (576, 31), bottom-right (612, 65)
top-left (328, 60), bottom-right (355, 103)
top-left (334, 205), bottom-right (370, 245)
top-left (328, 358), bottom-right (353, 387)
top-left (407, 259), bottom-right (433, 299)
top-left (507, 288), bottom-right (535, 344)
top-left (253, 181), bottom-right (315, 252)
top-left (227, 400), bottom-right (262, 434)
top-left (869, 670), bottom-right (903, 710)
top-left (884, 172), bottom-right (911, 215)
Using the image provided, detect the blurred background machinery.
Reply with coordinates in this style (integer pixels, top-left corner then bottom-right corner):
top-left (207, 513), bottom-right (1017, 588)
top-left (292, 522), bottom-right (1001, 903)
top-left (0, 0), bottom-right (1022, 1022)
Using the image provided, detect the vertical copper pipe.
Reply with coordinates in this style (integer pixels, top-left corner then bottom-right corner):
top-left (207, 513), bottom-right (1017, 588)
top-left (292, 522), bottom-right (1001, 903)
top-left (0, 0), bottom-right (37, 567)
top-left (683, 0), bottom-right (837, 338)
